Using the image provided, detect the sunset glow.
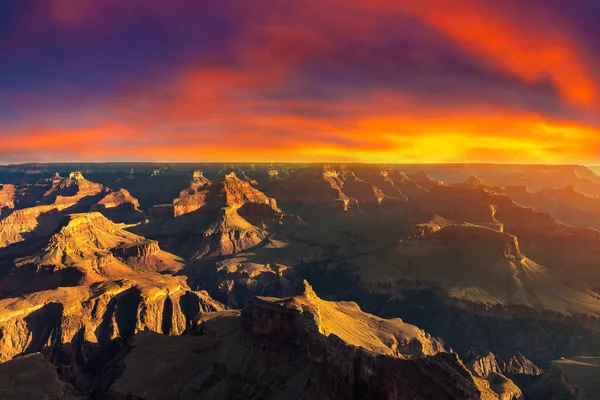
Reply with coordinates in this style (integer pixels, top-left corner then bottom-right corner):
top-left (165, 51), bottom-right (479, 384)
top-left (2, 0), bottom-right (600, 163)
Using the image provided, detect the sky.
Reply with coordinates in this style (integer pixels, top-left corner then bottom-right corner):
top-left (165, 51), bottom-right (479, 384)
top-left (2, 0), bottom-right (600, 164)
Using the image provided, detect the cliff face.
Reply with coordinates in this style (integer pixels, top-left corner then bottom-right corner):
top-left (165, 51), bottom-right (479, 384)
top-left (42, 171), bottom-right (104, 206)
top-left (414, 184), bottom-right (600, 288)
top-left (172, 171), bottom-right (212, 217)
top-left (0, 184), bottom-right (16, 219)
top-left (408, 171), bottom-right (444, 190)
top-left (464, 352), bottom-right (529, 400)
top-left (0, 172), bottom-right (106, 248)
top-left (240, 282), bottom-right (496, 400)
top-left (0, 276), bottom-right (226, 389)
top-left (270, 166), bottom-right (424, 209)
top-left (0, 212), bottom-right (185, 296)
top-left (91, 188), bottom-right (144, 224)
top-left (110, 284), bottom-right (495, 400)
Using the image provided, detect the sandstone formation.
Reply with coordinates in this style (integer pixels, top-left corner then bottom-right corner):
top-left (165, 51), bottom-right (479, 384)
top-left (506, 185), bottom-right (600, 230)
top-left (454, 175), bottom-right (507, 192)
top-left (463, 351), bottom-right (545, 400)
top-left (0, 212), bottom-right (185, 296)
top-left (385, 170), bottom-right (429, 199)
top-left (414, 184), bottom-right (600, 288)
top-left (0, 172), bottom-right (106, 248)
top-left (172, 170), bottom-right (212, 217)
top-left (91, 188), bottom-right (144, 223)
top-left (143, 172), bottom-right (283, 258)
top-left (3, 163), bottom-right (600, 398)
top-left (408, 171), bottom-right (445, 190)
top-left (0, 184), bottom-right (16, 219)
top-left (270, 165), bottom-right (422, 210)
top-left (111, 283), bottom-right (496, 400)
top-left (0, 275), bottom-right (226, 391)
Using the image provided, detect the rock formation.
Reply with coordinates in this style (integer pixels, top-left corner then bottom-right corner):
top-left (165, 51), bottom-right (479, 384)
top-left (454, 175), bottom-right (507, 192)
top-left (111, 283), bottom-right (496, 400)
top-left (414, 184), bottom-right (600, 288)
top-left (0, 184), bottom-right (16, 219)
top-left (0, 172), bottom-right (106, 248)
top-left (0, 276), bottom-right (226, 391)
top-left (408, 171), bottom-right (444, 190)
top-left (0, 212), bottom-right (185, 296)
top-left (172, 170), bottom-right (213, 217)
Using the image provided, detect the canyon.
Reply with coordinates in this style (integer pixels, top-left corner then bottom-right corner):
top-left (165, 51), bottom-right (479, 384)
top-left (1, 163), bottom-right (600, 399)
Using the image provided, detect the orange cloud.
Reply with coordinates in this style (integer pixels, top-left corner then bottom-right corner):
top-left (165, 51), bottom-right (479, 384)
top-left (370, 0), bottom-right (598, 106)
top-left (3, 0), bottom-right (600, 164)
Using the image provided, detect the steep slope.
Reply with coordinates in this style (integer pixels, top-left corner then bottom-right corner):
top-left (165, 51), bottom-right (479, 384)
top-left (0, 172), bottom-right (106, 248)
top-left (340, 171), bottom-right (405, 206)
top-left (195, 173), bottom-right (283, 257)
top-left (454, 176), bottom-right (506, 192)
top-left (387, 170), bottom-right (429, 199)
top-left (408, 171), bottom-right (445, 190)
top-left (267, 165), bottom-right (355, 210)
top-left (142, 172), bottom-right (283, 258)
top-left (0, 276), bottom-right (226, 393)
top-left (41, 171), bottom-right (104, 206)
top-left (353, 168), bottom-right (409, 201)
top-left (354, 216), bottom-right (600, 315)
top-left (414, 185), bottom-right (600, 288)
top-left (0, 212), bottom-right (184, 296)
top-left (464, 351), bottom-right (543, 400)
top-left (111, 283), bottom-right (496, 400)
top-left (0, 184), bottom-right (15, 219)
top-left (270, 165), bottom-right (415, 210)
top-left (91, 188), bottom-right (144, 223)
top-left (507, 185), bottom-right (600, 230)
top-left (172, 170), bottom-right (212, 217)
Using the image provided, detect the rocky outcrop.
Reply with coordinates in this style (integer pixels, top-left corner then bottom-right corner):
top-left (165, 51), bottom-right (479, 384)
top-left (454, 176), bottom-right (506, 192)
top-left (499, 352), bottom-right (543, 377)
top-left (91, 188), bottom-right (144, 224)
top-left (42, 171), bottom-right (104, 206)
top-left (212, 260), bottom-right (294, 308)
top-left (0, 276), bottom-right (226, 387)
top-left (268, 166), bottom-right (354, 210)
top-left (239, 282), bottom-right (496, 399)
top-left (195, 208), bottom-right (268, 258)
top-left (464, 352), bottom-right (524, 400)
top-left (386, 170), bottom-right (428, 199)
top-left (190, 173), bottom-right (282, 257)
top-left (0, 213), bottom-right (185, 296)
top-left (92, 188), bottom-right (141, 211)
top-left (341, 171), bottom-right (405, 206)
top-left (416, 185), bottom-right (600, 288)
top-left (0, 172), bottom-right (106, 248)
top-left (242, 281), bottom-right (446, 358)
top-left (172, 171), bottom-right (212, 217)
top-left (111, 285), bottom-right (495, 400)
top-left (272, 166), bottom-right (414, 210)
top-left (139, 172), bottom-right (284, 258)
top-left (0, 184), bottom-right (16, 219)
top-left (408, 171), bottom-right (444, 190)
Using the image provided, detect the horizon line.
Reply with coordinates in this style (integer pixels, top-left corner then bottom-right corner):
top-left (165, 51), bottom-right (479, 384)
top-left (1, 161), bottom-right (599, 168)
